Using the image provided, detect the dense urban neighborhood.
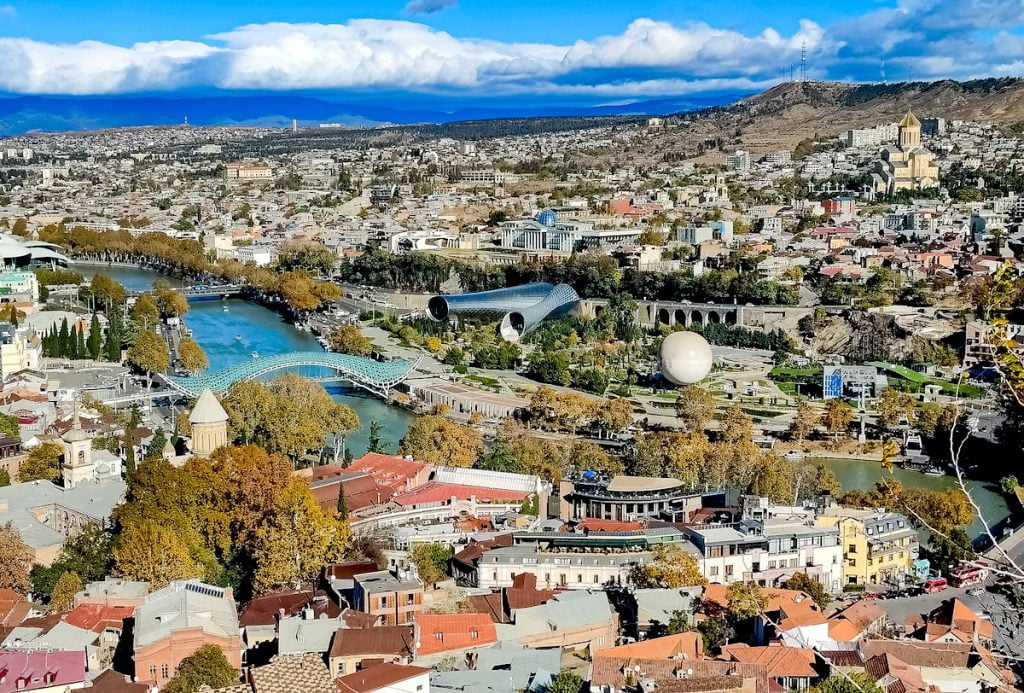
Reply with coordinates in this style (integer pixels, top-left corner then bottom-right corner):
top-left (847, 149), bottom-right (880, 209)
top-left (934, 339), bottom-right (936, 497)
top-left (0, 84), bottom-right (1020, 693)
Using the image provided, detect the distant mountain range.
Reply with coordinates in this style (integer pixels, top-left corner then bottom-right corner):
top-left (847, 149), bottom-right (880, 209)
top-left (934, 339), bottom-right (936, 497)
top-left (0, 92), bottom-right (750, 136)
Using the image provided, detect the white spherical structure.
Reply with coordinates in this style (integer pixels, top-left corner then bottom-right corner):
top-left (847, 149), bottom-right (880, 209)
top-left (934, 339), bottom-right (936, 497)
top-left (660, 331), bottom-right (713, 385)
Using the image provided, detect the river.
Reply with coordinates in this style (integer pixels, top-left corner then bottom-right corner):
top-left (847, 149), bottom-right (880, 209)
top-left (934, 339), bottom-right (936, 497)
top-left (73, 265), bottom-right (1018, 534)
top-left (815, 457), bottom-right (1012, 541)
top-left (79, 264), bottom-right (415, 456)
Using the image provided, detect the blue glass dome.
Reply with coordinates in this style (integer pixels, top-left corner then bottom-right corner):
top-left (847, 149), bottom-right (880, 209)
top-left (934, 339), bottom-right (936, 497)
top-left (536, 209), bottom-right (558, 227)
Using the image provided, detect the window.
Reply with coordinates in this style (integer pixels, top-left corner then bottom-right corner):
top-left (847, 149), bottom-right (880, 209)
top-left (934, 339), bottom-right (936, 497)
top-left (848, 544), bottom-right (857, 554)
top-left (470, 629), bottom-right (479, 639)
top-left (406, 593), bottom-right (415, 605)
top-left (339, 662), bottom-right (346, 675)
top-left (725, 564), bottom-right (734, 576)
top-left (577, 574), bottom-right (583, 583)
top-left (593, 575), bottom-right (599, 583)
top-left (709, 566), bottom-right (719, 576)
top-left (149, 667), bottom-right (157, 681)
top-left (161, 664), bottom-right (169, 680)
top-left (434, 632), bottom-right (444, 641)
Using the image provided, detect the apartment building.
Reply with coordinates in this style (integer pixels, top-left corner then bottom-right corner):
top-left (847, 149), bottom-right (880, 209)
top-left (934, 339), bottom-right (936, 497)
top-left (352, 571), bottom-right (424, 626)
top-left (816, 507), bottom-right (919, 586)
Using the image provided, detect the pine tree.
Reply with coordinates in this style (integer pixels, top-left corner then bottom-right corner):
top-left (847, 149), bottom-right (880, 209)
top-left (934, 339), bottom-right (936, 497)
top-left (76, 326), bottom-right (86, 359)
top-left (57, 318), bottom-right (70, 357)
top-left (87, 314), bottom-right (102, 361)
top-left (337, 488), bottom-right (348, 518)
top-left (367, 420), bottom-right (386, 454)
top-left (104, 311), bottom-right (121, 362)
top-left (68, 326), bottom-right (79, 359)
top-left (10, 312), bottom-right (17, 328)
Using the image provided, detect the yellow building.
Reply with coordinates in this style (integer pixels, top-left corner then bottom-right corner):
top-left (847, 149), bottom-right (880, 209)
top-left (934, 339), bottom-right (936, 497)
top-left (816, 507), bottom-right (919, 586)
top-left (872, 112), bottom-right (939, 195)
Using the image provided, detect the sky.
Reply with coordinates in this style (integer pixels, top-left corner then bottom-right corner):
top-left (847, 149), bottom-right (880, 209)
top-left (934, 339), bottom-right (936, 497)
top-left (0, 0), bottom-right (1022, 105)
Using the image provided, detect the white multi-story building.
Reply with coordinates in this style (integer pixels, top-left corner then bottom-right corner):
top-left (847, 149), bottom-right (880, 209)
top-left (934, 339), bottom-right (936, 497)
top-left (477, 546), bottom-right (653, 591)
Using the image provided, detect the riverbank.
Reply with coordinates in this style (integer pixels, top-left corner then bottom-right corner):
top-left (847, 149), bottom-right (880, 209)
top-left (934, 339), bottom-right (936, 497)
top-left (77, 265), bottom-right (417, 455)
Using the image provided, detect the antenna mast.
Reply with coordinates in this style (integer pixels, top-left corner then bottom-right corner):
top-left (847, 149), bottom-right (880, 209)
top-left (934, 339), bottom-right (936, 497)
top-left (800, 43), bottom-right (807, 82)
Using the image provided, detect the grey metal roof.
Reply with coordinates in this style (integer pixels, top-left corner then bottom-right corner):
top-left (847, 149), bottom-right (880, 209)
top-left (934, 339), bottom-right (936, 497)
top-left (277, 614), bottom-right (341, 656)
top-left (496, 591), bottom-right (612, 641)
top-left (634, 587), bottom-right (703, 625)
top-left (134, 580), bottom-right (239, 649)
top-left (0, 479), bottom-right (126, 549)
top-left (431, 642), bottom-right (561, 692)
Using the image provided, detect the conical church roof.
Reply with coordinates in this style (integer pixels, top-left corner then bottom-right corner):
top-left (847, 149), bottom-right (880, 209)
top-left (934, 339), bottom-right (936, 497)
top-left (189, 389), bottom-right (228, 425)
top-left (899, 111), bottom-right (921, 128)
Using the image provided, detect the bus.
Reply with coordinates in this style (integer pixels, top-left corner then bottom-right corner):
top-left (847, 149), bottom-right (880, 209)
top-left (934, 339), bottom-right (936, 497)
top-left (949, 565), bottom-right (987, 588)
top-left (922, 577), bottom-right (948, 593)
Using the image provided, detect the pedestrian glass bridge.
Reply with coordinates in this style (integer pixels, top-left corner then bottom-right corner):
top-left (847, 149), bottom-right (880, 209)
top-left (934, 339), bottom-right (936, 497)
top-left (163, 351), bottom-right (419, 399)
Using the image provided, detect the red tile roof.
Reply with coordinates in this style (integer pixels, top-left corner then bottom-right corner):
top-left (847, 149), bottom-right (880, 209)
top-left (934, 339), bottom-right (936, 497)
top-left (393, 482), bottom-right (529, 507)
top-left (63, 604), bottom-right (134, 633)
top-left (720, 644), bottom-right (817, 678)
top-left (0, 590), bottom-right (30, 629)
top-left (336, 662), bottom-right (430, 693)
top-left (414, 613), bottom-right (497, 656)
top-left (349, 453), bottom-right (428, 492)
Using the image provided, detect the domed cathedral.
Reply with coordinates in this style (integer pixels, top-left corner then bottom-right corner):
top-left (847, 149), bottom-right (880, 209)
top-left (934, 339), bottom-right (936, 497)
top-left (871, 111), bottom-right (940, 196)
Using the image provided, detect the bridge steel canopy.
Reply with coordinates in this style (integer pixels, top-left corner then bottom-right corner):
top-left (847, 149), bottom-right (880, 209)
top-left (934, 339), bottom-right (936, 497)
top-left (163, 351), bottom-right (419, 399)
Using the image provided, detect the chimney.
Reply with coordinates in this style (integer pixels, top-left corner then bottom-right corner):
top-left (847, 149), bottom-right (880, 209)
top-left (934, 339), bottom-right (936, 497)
top-left (302, 607), bottom-right (314, 620)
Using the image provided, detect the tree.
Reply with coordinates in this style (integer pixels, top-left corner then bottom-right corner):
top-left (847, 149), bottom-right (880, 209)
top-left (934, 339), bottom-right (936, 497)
top-left (104, 309), bottom-right (122, 361)
top-left (327, 325), bottom-right (373, 357)
top-left (547, 671), bottom-right (584, 693)
top-left (252, 479), bottom-right (350, 593)
top-left (114, 520), bottom-right (202, 589)
top-left (629, 544), bottom-right (707, 588)
top-left (398, 415), bottom-right (483, 468)
top-left (676, 385), bottom-right (716, 431)
top-left (278, 271), bottom-right (322, 312)
top-left (154, 284), bottom-right (189, 318)
top-left (809, 673), bottom-right (883, 693)
top-left (0, 469), bottom-right (8, 487)
top-left (747, 453), bottom-right (797, 503)
top-left (784, 572), bottom-right (830, 610)
top-left (18, 442), bottom-right (62, 482)
top-left (48, 571), bottom-right (82, 613)
top-left (877, 387), bottom-right (915, 430)
top-left (410, 543), bottom-right (454, 586)
top-left (146, 428), bottom-right (167, 461)
top-left (130, 294), bottom-right (160, 330)
top-left (178, 336), bottom-right (209, 374)
top-left (87, 314), bottom-right (103, 361)
top-left (0, 522), bottom-right (32, 592)
top-left (162, 644), bottom-right (238, 693)
top-left (11, 218), bottom-right (27, 237)
top-left (592, 398), bottom-right (634, 435)
top-left (820, 399), bottom-right (854, 440)
top-left (788, 399), bottom-right (815, 441)
top-left (222, 380), bottom-right (274, 444)
top-left (0, 412), bottom-right (20, 440)
top-left (127, 330), bottom-right (170, 387)
top-left (367, 420), bottom-right (387, 454)
top-left (336, 488), bottom-right (348, 518)
top-left (90, 274), bottom-right (126, 308)
top-left (726, 581), bottom-right (766, 620)
top-left (696, 617), bottom-right (734, 654)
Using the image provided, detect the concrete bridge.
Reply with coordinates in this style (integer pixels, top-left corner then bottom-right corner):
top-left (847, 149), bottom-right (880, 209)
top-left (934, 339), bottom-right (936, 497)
top-left (127, 284), bottom-right (246, 300)
top-left (579, 299), bottom-right (820, 331)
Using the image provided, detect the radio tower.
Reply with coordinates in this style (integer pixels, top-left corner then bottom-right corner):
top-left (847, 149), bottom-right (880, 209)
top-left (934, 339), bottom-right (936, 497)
top-left (800, 42), bottom-right (807, 82)
top-left (880, 59), bottom-right (887, 85)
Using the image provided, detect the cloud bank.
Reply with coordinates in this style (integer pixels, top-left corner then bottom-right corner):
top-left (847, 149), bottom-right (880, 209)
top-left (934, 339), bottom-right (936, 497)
top-left (0, 0), bottom-right (1020, 97)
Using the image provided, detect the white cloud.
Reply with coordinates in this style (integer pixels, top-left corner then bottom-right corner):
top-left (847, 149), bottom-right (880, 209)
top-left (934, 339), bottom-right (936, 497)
top-left (0, 5), bottom-right (16, 18)
top-left (0, 0), bottom-right (1019, 97)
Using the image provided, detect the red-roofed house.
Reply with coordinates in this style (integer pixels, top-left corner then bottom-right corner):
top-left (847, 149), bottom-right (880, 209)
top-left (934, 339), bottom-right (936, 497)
top-left (0, 590), bottom-right (31, 628)
top-left (414, 613), bottom-right (497, 663)
top-left (392, 482), bottom-right (529, 508)
top-left (337, 662), bottom-right (430, 693)
top-left (348, 453), bottom-right (431, 493)
top-left (0, 649), bottom-right (87, 692)
top-left (720, 643), bottom-right (819, 690)
top-left (906, 598), bottom-right (994, 646)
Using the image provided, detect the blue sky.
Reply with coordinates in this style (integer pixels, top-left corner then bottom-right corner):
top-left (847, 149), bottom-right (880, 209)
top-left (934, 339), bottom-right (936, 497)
top-left (0, 0), bottom-right (1022, 103)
